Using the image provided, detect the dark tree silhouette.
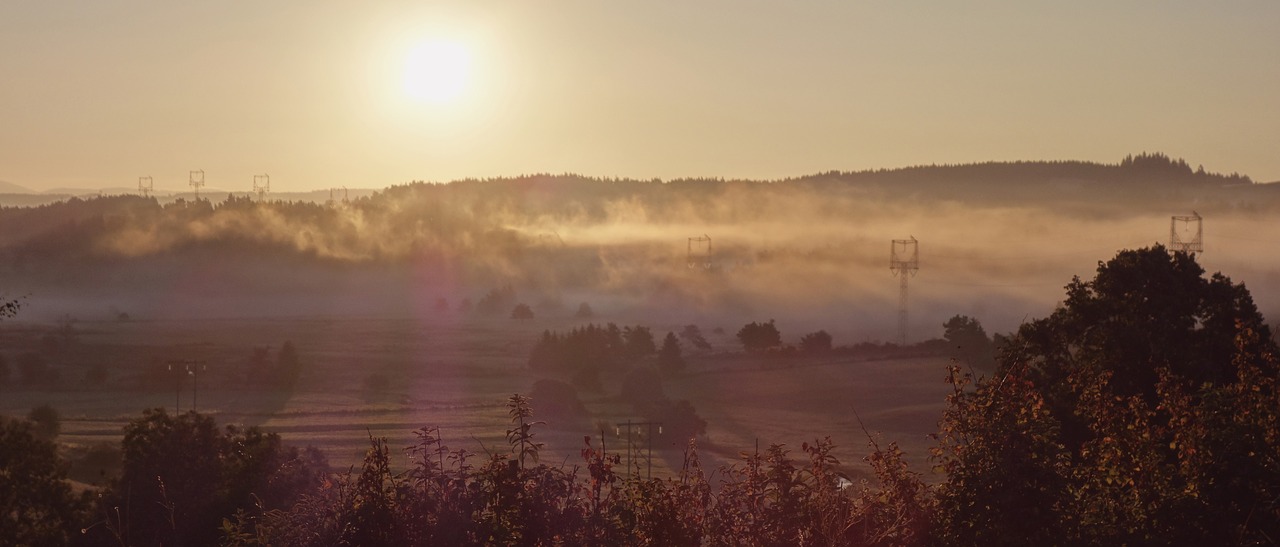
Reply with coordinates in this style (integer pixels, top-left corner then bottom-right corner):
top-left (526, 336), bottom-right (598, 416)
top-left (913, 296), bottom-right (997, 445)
top-left (0, 416), bottom-right (87, 544)
top-left (657, 331), bottom-right (686, 375)
top-left (737, 320), bottom-right (782, 352)
top-left (511, 303), bottom-right (534, 320)
top-left (933, 246), bottom-right (1280, 545)
top-left (799, 330), bottom-right (833, 353)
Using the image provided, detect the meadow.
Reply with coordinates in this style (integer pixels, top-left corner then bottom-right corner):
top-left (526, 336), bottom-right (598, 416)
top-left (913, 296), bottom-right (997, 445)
top-left (0, 311), bottom-right (951, 484)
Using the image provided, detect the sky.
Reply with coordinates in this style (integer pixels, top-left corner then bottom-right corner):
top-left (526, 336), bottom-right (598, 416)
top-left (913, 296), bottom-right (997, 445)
top-left (1, 1), bottom-right (1277, 193)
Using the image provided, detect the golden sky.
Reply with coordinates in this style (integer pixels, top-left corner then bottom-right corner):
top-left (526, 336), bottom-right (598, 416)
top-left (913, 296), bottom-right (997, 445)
top-left (2, 1), bottom-right (1277, 192)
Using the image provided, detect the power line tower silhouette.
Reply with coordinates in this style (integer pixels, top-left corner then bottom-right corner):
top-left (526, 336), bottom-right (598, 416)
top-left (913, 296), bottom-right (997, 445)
top-left (189, 170), bottom-right (205, 201)
top-left (890, 236), bottom-right (919, 346)
top-left (138, 176), bottom-right (153, 198)
top-left (253, 174), bottom-right (270, 202)
top-left (1170, 212), bottom-right (1203, 253)
top-left (687, 235), bottom-right (712, 269)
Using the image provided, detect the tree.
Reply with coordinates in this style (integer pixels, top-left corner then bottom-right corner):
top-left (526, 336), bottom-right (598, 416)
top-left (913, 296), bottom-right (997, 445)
top-left (275, 340), bottom-right (301, 388)
top-left (680, 324), bottom-right (712, 352)
top-left (26, 404), bottom-right (60, 441)
top-left (657, 331), bottom-right (686, 375)
top-left (799, 330), bottom-right (833, 353)
top-left (91, 409), bottom-right (327, 546)
top-left (933, 246), bottom-right (1280, 544)
top-left (623, 325), bottom-right (656, 361)
top-left (511, 303), bottom-right (534, 320)
top-left (0, 416), bottom-right (88, 545)
top-left (476, 285), bottom-right (517, 315)
top-left (737, 320), bottom-right (782, 352)
top-left (942, 315), bottom-right (994, 368)
top-left (17, 352), bottom-right (57, 386)
top-left (575, 302), bottom-right (594, 319)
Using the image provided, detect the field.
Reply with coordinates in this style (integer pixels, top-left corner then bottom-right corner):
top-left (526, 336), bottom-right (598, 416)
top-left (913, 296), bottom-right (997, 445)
top-left (0, 313), bottom-right (952, 483)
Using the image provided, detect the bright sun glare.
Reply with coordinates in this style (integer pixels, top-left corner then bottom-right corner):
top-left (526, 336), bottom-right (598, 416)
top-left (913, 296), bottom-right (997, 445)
top-left (402, 40), bottom-right (471, 105)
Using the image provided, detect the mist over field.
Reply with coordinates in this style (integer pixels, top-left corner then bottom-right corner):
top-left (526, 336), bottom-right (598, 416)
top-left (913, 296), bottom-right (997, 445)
top-left (2, 155), bottom-right (1276, 342)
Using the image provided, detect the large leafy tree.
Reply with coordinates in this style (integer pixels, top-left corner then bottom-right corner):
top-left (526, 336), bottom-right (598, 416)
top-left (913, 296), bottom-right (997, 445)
top-left (0, 416), bottom-right (88, 545)
top-left (88, 409), bottom-right (327, 546)
top-left (934, 246), bottom-right (1280, 544)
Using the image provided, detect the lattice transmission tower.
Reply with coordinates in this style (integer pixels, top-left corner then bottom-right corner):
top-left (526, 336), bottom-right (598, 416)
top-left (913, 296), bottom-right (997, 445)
top-left (890, 236), bottom-right (919, 346)
top-left (138, 176), bottom-right (153, 198)
top-left (189, 170), bottom-right (205, 200)
top-left (687, 235), bottom-right (712, 269)
top-left (1170, 211), bottom-right (1203, 253)
top-left (253, 174), bottom-right (270, 202)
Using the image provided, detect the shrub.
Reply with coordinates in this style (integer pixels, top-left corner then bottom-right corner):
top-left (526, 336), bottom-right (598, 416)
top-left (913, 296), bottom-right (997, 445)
top-left (737, 320), bottom-right (782, 352)
top-left (799, 330), bottom-right (833, 353)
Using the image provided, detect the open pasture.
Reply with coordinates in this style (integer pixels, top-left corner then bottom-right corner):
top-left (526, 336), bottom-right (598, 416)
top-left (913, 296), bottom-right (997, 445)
top-left (0, 313), bottom-right (952, 480)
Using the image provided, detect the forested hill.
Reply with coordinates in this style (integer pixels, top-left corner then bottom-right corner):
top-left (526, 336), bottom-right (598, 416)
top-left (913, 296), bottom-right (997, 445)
top-left (0, 153), bottom-right (1271, 270)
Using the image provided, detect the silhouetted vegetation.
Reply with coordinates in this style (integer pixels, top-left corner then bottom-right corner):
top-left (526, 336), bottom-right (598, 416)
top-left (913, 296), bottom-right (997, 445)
top-left (3, 247), bottom-right (1278, 544)
top-left (737, 320), bottom-right (782, 352)
top-left (0, 415), bottom-right (89, 545)
top-left (528, 323), bottom-right (658, 383)
top-left (657, 331), bottom-right (686, 375)
top-left (510, 303), bottom-right (534, 320)
top-left (799, 330), bottom-right (833, 353)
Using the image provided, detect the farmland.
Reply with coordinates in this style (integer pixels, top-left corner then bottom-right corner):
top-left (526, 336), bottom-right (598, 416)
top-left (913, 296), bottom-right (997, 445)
top-left (0, 312), bottom-right (950, 482)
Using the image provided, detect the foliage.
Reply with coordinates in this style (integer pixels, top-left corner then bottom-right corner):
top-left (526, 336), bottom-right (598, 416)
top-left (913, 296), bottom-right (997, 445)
top-left (941, 315), bottom-right (994, 368)
top-left (0, 415), bottom-right (88, 545)
top-left (931, 247), bottom-right (1280, 545)
top-left (87, 408), bottom-right (327, 546)
top-left (575, 302), bottom-right (594, 318)
top-left (623, 325), bottom-right (657, 361)
top-left (16, 351), bottom-right (58, 386)
top-left (246, 341), bottom-right (304, 389)
top-left (225, 394), bottom-right (923, 547)
top-left (799, 330), bottom-right (833, 353)
top-left (529, 378), bottom-right (587, 418)
top-left (510, 302), bottom-right (534, 320)
top-left (528, 323), bottom-right (658, 391)
top-left (475, 285), bottom-right (517, 315)
top-left (736, 320), bottom-right (782, 353)
top-left (26, 403), bottom-right (61, 441)
top-left (657, 331), bottom-right (686, 375)
top-left (679, 324), bottom-right (712, 352)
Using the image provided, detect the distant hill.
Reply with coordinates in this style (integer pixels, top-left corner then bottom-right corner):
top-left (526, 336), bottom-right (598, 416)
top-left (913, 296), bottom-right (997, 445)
top-left (0, 180), bottom-right (31, 193)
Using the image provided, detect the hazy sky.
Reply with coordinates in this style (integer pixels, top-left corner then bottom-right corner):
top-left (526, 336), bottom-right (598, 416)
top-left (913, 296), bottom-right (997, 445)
top-left (2, 1), bottom-right (1277, 192)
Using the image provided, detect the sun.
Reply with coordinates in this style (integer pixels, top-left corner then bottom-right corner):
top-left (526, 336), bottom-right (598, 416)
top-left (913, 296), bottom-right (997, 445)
top-left (402, 40), bottom-right (472, 105)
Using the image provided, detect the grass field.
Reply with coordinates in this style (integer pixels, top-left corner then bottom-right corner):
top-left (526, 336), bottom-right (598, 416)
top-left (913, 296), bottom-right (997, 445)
top-left (0, 314), bottom-right (952, 483)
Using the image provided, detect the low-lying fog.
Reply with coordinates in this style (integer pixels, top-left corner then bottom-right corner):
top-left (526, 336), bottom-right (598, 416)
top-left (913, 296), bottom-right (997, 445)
top-left (3, 166), bottom-right (1277, 344)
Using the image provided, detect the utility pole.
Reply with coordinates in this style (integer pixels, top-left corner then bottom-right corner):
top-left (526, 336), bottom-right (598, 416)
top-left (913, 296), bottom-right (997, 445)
top-left (890, 236), bottom-right (919, 346)
top-left (616, 420), bottom-right (663, 479)
top-left (138, 176), bottom-right (153, 198)
top-left (167, 359), bottom-right (207, 412)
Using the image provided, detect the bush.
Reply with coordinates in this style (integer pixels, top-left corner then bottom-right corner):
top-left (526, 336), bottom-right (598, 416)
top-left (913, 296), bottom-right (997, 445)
top-left (657, 332), bottom-right (686, 375)
top-left (0, 416), bottom-right (87, 545)
top-left (800, 330), bottom-right (833, 353)
top-left (511, 303), bottom-right (534, 320)
top-left (26, 404), bottom-right (60, 441)
top-left (529, 379), bottom-right (586, 419)
top-left (737, 320), bottom-right (782, 352)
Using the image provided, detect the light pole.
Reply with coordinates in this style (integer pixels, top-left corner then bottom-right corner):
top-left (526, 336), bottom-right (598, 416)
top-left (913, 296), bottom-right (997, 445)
top-left (167, 360), bottom-right (207, 412)
top-left (616, 420), bottom-right (663, 480)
